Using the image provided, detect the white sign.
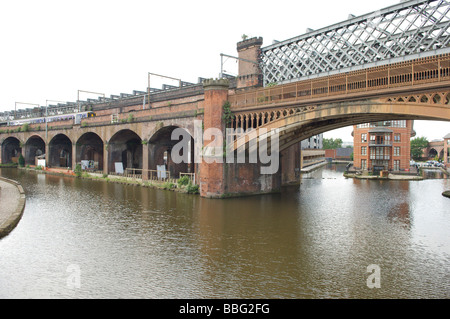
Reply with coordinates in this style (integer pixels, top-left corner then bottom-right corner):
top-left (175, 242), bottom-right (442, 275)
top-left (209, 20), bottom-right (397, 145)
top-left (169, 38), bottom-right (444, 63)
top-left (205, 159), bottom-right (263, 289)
top-left (81, 160), bottom-right (90, 170)
top-left (157, 165), bottom-right (166, 179)
top-left (115, 162), bottom-right (124, 174)
top-left (37, 159), bottom-right (46, 168)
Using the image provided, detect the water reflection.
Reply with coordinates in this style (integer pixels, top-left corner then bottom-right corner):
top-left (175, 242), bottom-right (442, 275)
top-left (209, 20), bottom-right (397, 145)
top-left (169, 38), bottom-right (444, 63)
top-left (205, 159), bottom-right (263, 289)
top-left (0, 166), bottom-right (449, 299)
top-left (421, 168), bottom-right (448, 179)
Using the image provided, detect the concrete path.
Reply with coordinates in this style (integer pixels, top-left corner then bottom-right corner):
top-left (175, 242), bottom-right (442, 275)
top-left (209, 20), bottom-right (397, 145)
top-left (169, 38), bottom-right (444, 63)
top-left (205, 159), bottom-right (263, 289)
top-left (0, 177), bottom-right (26, 239)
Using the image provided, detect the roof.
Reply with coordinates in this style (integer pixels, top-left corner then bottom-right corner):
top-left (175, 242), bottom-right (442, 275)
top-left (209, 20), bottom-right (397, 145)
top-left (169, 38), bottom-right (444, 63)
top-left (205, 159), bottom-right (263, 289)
top-left (368, 127), bottom-right (393, 133)
top-left (444, 133), bottom-right (450, 139)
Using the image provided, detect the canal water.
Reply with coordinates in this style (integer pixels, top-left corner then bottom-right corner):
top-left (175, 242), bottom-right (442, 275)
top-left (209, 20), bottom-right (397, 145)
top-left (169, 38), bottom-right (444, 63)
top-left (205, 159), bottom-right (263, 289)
top-left (0, 164), bottom-right (449, 299)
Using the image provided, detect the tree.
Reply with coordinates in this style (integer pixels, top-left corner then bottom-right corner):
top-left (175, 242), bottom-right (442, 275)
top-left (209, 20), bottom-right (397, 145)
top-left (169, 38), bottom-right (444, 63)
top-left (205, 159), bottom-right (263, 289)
top-left (323, 138), bottom-right (343, 149)
top-left (18, 154), bottom-right (25, 167)
top-left (410, 136), bottom-right (429, 160)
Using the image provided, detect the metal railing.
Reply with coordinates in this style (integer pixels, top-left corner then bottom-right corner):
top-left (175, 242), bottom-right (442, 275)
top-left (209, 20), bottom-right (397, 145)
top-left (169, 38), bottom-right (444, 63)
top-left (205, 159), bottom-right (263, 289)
top-left (123, 168), bottom-right (171, 181)
top-left (179, 172), bottom-right (196, 185)
top-left (229, 54), bottom-right (450, 109)
top-left (117, 168), bottom-right (197, 185)
top-left (369, 155), bottom-right (391, 160)
top-left (368, 141), bottom-right (392, 146)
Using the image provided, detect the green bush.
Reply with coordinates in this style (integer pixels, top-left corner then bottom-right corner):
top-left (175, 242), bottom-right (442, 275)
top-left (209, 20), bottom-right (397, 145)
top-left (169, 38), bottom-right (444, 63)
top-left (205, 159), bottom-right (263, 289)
top-left (22, 123), bottom-right (29, 132)
top-left (186, 183), bottom-right (199, 194)
top-left (18, 154), bottom-right (25, 167)
top-left (178, 175), bottom-right (190, 186)
top-left (74, 164), bottom-right (82, 177)
top-left (82, 172), bottom-right (90, 178)
top-left (0, 163), bottom-right (18, 168)
top-left (163, 181), bottom-right (175, 190)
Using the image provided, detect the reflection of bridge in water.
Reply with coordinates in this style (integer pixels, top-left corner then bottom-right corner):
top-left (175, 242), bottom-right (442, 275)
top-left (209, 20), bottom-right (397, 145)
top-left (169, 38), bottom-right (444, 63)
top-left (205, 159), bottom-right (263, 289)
top-left (1, 0), bottom-right (450, 198)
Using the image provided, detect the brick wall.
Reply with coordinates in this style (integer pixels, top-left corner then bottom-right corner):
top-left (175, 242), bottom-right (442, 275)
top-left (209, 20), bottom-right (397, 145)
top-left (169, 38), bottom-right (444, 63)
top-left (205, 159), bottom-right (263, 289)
top-left (353, 120), bottom-right (413, 171)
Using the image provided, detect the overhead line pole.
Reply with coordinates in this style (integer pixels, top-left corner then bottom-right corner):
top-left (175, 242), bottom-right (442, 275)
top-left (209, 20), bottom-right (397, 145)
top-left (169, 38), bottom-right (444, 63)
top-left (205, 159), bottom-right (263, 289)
top-left (220, 53), bottom-right (259, 78)
top-left (147, 72), bottom-right (181, 109)
top-left (14, 102), bottom-right (40, 120)
top-left (77, 90), bottom-right (105, 112)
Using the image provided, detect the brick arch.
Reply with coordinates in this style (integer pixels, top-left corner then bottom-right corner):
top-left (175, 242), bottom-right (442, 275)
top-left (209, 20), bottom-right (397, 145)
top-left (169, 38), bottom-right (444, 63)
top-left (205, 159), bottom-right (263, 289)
top-left (144, 119), bottom-right (193, 143)
top-left (23, 132), bottom-right (46, 144)
top-left (147, 124), bottom-right (195, 177)
top-left (24, 134), bottom-right (46, 165)
top-left (0, 134), bottom-right (25, 146)
top-left (48, 133), bottom-right (72, 168)
top-left (105, 126), bottom-right (143, 144)
top-left (231, 96), bottom-right (450, 152)
top-left (46, 131), bottom-right (75, 146)
top-left (1, 136), bottom-right (22, 164)
top-left (107, 128), bottom-right (143, 173)
top-left (75, 132), bottom-right (104, 171)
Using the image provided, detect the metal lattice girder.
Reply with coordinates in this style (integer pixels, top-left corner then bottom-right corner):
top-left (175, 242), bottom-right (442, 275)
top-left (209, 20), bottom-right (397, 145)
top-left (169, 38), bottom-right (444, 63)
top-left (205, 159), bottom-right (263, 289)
top-left (262, 0), bottom-right (450, 85)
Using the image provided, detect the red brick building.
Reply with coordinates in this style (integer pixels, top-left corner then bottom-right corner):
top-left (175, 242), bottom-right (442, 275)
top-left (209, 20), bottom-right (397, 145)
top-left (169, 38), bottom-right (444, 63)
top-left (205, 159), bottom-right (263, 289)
top-left (353, 120), bottom-right (415, 172)
top-left (444, 133), bottom-right (450, 168)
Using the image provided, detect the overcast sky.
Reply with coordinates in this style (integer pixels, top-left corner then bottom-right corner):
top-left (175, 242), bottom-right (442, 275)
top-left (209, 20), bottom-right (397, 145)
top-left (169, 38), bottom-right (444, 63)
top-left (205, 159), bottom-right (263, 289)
top-left (0, 0), bottom-right (448, 142)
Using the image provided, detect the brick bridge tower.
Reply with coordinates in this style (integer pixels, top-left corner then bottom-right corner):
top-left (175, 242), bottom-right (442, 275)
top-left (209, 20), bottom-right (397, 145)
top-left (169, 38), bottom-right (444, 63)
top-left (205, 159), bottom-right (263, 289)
top-left (199, 78), bottom-right (229, 197)
top-left (199, 37), bottom-right (283, 198)
top-left (236, 37), bottom-right (263, 89)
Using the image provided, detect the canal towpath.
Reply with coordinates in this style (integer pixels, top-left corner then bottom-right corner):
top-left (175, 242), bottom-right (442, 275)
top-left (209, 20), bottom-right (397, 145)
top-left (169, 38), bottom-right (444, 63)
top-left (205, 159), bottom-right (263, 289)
top-left (0, 177), bottom-right (26, 239)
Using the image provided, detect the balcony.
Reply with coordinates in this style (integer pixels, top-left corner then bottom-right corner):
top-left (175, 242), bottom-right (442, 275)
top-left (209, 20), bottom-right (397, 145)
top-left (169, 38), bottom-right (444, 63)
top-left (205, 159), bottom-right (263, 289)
top-left (369, 141), bottom-right (392, 146)
top-left (370, 155), bottom-right (391, 160)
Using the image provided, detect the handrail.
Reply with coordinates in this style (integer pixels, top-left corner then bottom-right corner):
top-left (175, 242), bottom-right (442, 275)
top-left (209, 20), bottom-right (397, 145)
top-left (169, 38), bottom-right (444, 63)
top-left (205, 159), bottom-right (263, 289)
top-left (122, 168), bottom-right (197, 185)
top-left (229, 54), bottom-right (450, 109)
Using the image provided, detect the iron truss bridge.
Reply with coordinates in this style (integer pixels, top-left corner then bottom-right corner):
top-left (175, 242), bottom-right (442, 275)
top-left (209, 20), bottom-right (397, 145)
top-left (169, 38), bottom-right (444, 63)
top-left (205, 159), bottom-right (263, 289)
top-left (261, 0), bottom-right (450, 86)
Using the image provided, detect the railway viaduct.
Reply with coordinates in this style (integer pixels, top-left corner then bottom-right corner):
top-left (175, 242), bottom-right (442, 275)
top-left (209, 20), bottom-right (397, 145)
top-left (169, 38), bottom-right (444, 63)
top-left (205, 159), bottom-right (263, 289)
top-left (1, 0), bottom-right (450, 198)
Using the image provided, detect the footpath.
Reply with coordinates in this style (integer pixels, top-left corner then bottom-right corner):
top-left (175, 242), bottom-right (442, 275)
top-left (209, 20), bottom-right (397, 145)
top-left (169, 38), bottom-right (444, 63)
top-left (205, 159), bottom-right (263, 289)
top-left (0, 177), bottom-right (26, 239)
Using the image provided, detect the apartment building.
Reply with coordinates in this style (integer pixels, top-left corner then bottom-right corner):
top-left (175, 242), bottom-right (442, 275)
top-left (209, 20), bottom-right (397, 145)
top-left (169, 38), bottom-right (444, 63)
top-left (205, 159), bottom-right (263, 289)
top-left (353, 120), bottom-right (414, 172)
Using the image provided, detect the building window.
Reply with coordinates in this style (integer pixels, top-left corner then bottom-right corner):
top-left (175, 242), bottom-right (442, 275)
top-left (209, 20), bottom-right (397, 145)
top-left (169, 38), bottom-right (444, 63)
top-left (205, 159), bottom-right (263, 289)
top-left (394, 160), bottom-right (400, 171)
top-left (361, 146), bottom-right (367, 156)
top-left (361, 159), bottom-right (367, 170)
top-left (394, 133), bottom-right (401, 142)
top-left (370, 147), bottom-right (390, 160)
top-left (394, 147), bottom-right (400, 156)
top-left (392, 120), bottom-right (406, 128)
top-left (361, 133), bottom-right (367, 143)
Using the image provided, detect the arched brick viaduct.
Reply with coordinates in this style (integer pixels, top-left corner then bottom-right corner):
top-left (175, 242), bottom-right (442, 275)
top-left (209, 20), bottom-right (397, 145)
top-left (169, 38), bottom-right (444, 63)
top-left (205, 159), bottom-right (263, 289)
top-left (1, 37), bottom-right (450, 198)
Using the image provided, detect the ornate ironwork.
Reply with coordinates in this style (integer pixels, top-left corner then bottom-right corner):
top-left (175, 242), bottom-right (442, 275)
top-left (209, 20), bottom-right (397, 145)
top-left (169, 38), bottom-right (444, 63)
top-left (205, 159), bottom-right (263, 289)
top-left (229, 54), bottom-right (450, 109)
top-left (261, 0), bottom-right (450, 86)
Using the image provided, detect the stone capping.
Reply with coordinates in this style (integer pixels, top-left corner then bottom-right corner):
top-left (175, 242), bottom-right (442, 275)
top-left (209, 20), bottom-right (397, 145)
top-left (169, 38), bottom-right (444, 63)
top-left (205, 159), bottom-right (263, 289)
top-left (0, 176), bottom-right (26, 239)
top-left (202, 78), bottom-right (230, 90)
top-left (237, 37), bottom-right (263, 52)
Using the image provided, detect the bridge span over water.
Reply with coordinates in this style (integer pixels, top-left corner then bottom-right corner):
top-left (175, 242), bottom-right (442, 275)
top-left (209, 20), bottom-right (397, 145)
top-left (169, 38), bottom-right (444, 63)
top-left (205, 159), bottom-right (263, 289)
top-left (1, 0), bottom-right (449, 198)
